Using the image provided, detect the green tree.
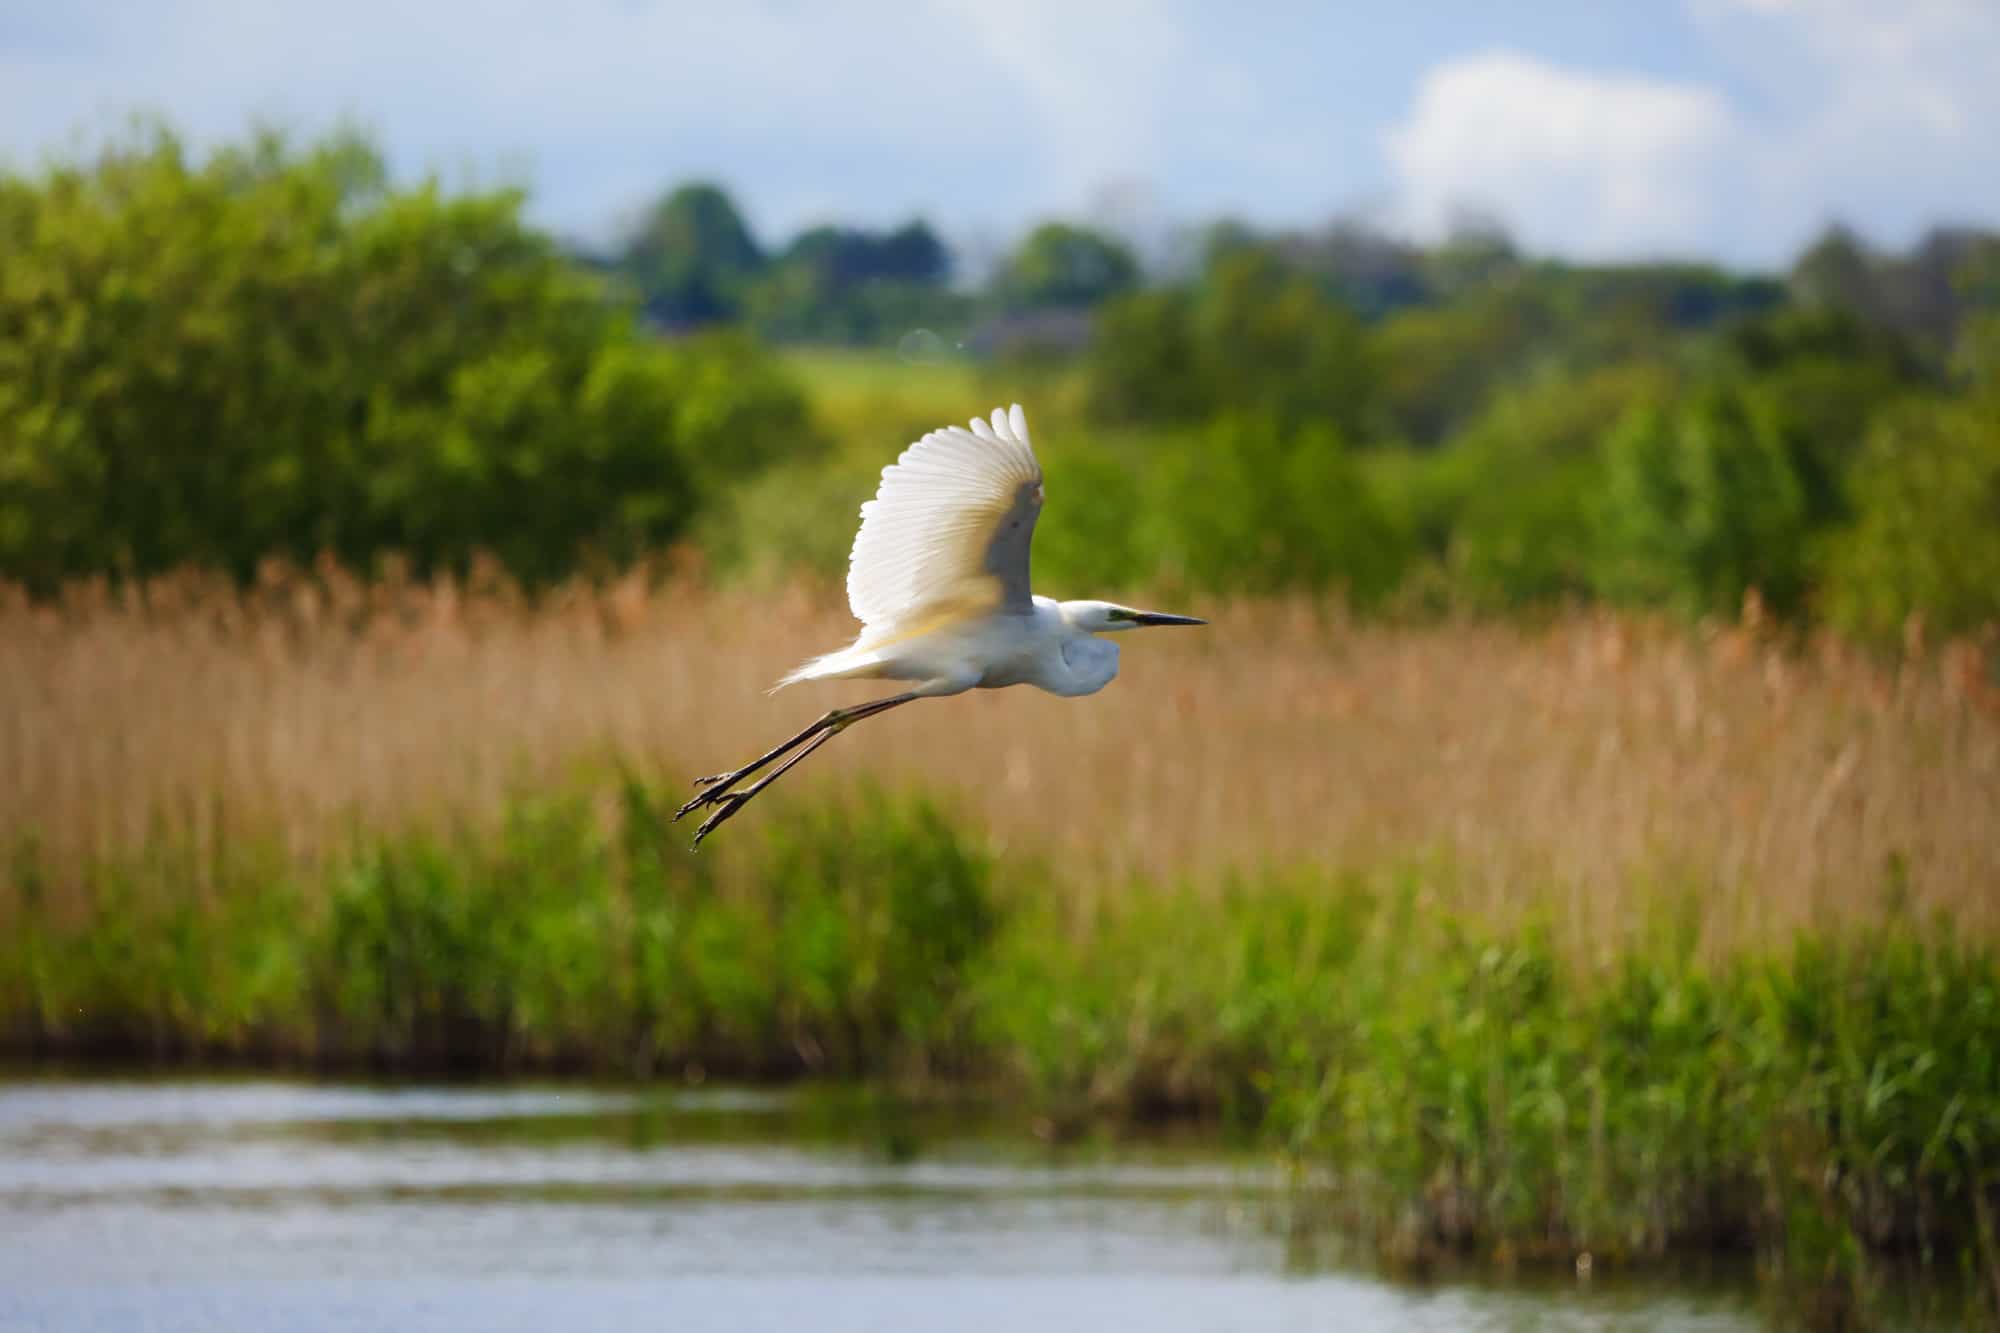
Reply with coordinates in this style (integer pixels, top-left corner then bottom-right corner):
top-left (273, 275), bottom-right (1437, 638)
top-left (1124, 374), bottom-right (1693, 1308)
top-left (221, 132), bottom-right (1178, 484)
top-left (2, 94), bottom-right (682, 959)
top-left (0, 127), bottom-right (808, 588)
top-left (1952, 238), bottom-right (2000, 385)
top-left (1141, 415), bottom-right (1404, 603)
top-left (1593, 389), bottom-right (1809, 616)
top-left (621, 182), bottom-right (765, 326)
top-left (1821, 400), bottom-right (2000, 641)
top-left (744, 220), bottom-right (963, 344)
top-left (1375, 289), bottom-right (1555, 446)
top-left (1082, 247), bottom-right (1376, 439)
top-left (1421, 219), bottom-right (1521, 299)
top-left (994, 222), bottom-right (1139, 310)
top-left (1190, 249), bottom-right (1376, 439)
top-left (1081, 289), bottom-right (1206, 424)
top-left (1789, 225), bottom-right (1882, 324)
top-left (1717, 308), bottom-right (1925, 530)
top-left (1380, 364), bottom-right (1669, 609)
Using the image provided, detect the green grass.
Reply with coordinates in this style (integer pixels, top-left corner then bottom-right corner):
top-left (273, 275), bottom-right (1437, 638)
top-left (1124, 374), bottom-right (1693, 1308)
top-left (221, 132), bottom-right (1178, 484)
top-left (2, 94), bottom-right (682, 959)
top-left (3, 778), bottom-right (1996, 1327)
top-left (980, 872), bottom-right (1998, 1315)
top-left (777, 346), bottom-right (987, 450)
top-left (2, 781), bottom-right (995, 1078)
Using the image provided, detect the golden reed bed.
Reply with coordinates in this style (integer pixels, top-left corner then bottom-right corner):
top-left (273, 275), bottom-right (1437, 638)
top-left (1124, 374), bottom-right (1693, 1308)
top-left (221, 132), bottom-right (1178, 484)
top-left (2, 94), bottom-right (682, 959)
top-left (5, 561), bottom-right (1996, 954)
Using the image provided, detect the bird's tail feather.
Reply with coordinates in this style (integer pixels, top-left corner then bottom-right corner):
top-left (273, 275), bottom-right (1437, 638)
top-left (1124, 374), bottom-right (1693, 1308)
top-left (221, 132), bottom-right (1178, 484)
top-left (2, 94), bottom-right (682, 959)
top-left (770, 646), bottom-right (881, 694)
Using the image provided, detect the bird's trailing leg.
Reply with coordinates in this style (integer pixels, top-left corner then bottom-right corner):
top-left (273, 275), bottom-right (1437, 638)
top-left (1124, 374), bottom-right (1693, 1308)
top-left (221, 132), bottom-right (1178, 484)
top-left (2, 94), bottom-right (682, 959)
top-left (674, 691), bottom-right (920, 846)
top-left (683, 726), bottom-right (838, 850)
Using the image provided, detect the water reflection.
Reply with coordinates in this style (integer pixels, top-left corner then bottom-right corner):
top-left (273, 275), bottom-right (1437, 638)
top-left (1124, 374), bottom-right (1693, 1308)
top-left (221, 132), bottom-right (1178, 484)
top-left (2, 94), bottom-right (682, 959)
top-left (0, 1078), bottom-right (1759, 1333)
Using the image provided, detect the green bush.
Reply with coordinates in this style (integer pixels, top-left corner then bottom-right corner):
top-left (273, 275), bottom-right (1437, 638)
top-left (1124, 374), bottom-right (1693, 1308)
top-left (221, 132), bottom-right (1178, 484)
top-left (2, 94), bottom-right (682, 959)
top-left (1371, 364), bottom-right (1669, 611)
top-left (0, 780), bottom-right (994, 1077)
top-left (0, 127), bottom-right (810, 588)
top-left (1594, 387), bottom-right (1811, 617)
top-left (1083, 247), bottom-right (1376, 440)
top-left (993, 222), bottom-right (1140, 311)
top-left (1820, 398), bottom-right (2000, 642)
top-left (5, 787), bottom-right (1999, 1317)
top-left (1137, 415), bottom-right (1405, 603)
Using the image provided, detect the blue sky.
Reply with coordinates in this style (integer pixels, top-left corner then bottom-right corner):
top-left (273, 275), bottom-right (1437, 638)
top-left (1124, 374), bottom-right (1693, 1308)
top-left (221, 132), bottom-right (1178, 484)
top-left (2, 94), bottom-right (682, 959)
top-left (3, 1), bottom-right (1996, 270)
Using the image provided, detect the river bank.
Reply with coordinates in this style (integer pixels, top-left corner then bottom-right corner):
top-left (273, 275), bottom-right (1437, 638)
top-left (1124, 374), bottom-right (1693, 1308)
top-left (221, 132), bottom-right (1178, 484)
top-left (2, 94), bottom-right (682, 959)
top-left (5, 782), bottom-right (1995, 1328)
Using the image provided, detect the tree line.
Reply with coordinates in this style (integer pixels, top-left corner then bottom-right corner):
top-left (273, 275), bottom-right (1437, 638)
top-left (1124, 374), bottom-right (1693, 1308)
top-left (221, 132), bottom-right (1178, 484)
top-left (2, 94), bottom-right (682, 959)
top-left (2, 127), bottom-right (1996, 643)
top-left (0, 130), bottom-right (809, 589)
top-left (634, 178), bottom-right (1998, 642)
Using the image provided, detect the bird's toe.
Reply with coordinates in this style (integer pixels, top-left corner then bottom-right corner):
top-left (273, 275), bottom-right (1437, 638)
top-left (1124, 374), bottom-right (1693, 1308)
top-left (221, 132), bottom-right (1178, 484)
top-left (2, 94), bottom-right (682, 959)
top-left (689, 792), bottom-right (751, 850)
top-left (673, 788), bottom-right (719, 821)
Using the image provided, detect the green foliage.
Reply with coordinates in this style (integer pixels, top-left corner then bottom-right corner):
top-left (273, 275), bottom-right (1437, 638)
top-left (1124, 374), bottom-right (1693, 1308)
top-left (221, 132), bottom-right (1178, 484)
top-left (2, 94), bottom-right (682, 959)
top-left (1719, 308), bottom-right (1925, 530)
top-left (0, 837), bottom-right (309, 1058)
top-left (1189, 251), bottom-right (1377, 439)
top-left (976, 864), bottom-right (2000, 1310)
top-left (715, 378), bottom-right (1405, 611)
top-left (0, 127), bottom-right (810, 588)
top-left (1084, 247), bottom-right (1377, 440)
top-left (1375, 289), bottom-right (1558, 446)
top-left (1821, 398), bottom-right (2000, 642)
top-left (610, 188), bottom-right (967, 345)
top-left (1792, 225), bottom-right (1884, 323)
top-left (1134, 415), bottom-right (1404, 604)
top-left (1371, 364), bottom-right (1669, 611)
top-left (1791, 223), bottom-right (2000, 357)
top-left (1376, 263), bottom-right (1775, 448)
top-left (2, 781), bottom-right (995, 1077)
top-left (6, 125), bottom-right (1996, 638)
top-left (743, 221), bottom-right (967, 344)
top-left (6, 788), bottom-right (2000, 1320)
top-left (995, 222), bottom-right (1140, 310)
top-left (1082, 289), bottom-right (1207, 424)
top-left (1594, 388), bottom-right (1811, 617)
top-left (757, 788), bottom-right (996, 1067)
top-left (1014, 430), bottom-right (1154, 597)
top-left (621, 182), bottom-right (766, 325)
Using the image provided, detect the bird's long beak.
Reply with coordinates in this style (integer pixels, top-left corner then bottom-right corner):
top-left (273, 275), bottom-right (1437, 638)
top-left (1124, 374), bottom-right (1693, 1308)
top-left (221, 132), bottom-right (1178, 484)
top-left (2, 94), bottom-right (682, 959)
top-left (1131, 611), bottom-right (1207, 627)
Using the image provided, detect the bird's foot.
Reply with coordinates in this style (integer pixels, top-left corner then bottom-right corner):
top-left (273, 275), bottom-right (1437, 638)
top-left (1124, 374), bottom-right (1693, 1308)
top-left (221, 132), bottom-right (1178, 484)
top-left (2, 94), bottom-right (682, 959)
top-left (689, 791), bottom-right (754, 850)
top-left (674, 781), bottom-right (733, 822)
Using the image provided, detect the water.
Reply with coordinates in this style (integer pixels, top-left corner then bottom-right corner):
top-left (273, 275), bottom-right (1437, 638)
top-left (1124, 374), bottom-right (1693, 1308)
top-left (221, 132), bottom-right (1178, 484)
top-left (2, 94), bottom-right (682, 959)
top-left (0, 1078), bottom-right (1760, 1332)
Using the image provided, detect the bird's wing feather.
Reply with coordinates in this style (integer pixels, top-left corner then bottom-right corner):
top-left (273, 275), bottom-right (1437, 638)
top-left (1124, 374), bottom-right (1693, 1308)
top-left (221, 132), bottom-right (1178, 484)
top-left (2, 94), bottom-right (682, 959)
top-left (847, 404), bottom-right (1043, 632)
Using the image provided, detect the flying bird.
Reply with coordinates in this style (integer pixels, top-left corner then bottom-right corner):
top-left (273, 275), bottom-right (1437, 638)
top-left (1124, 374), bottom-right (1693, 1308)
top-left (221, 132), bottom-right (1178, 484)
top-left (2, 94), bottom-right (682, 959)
top-left (676, 403), bottom-right (1206, 847)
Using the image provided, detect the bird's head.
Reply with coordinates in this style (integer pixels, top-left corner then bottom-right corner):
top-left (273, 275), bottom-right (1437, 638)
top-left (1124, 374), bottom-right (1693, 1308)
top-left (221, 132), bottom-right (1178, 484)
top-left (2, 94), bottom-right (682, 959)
top-left (1063, 600), bottom-right (1208, 634)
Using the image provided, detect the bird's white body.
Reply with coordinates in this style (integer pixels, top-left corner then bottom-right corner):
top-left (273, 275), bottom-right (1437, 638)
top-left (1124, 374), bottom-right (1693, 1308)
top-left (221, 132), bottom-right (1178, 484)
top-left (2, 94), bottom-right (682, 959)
top-left (678, 403), bottom-right (1201, 846)
top-left (782, 594), bottom-right (1121, 699)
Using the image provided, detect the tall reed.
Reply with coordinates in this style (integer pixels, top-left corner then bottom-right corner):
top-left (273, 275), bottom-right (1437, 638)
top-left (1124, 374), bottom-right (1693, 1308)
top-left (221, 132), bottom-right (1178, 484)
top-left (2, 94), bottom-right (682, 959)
top-left (4, 564), bottom-right (1996, 952)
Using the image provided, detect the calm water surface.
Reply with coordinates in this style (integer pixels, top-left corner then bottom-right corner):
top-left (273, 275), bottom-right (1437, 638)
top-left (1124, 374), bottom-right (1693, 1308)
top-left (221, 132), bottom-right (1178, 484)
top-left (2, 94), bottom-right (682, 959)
top-left (0, 1078), bottom-right (1761, 1332)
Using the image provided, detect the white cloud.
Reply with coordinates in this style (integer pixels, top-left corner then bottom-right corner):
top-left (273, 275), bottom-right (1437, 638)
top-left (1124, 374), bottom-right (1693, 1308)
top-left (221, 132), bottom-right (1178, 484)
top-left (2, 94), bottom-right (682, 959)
top-left (1383, 51), bottom-right (1736, 260)
top-left (1381, 5), bottom-right (2000, 265)
top-left (1690, 0), bottom-right (2000, 252)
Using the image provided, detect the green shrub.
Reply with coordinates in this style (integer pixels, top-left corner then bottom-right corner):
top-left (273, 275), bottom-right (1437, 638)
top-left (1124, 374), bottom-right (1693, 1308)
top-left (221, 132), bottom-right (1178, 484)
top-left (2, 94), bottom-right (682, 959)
top-left (1820, 398), bottom-right (2000, 642)
top-left (1137, 415), bottom-right (1406, 604)
top-left (0, 126), bottom-right (809, 588)
top-left (1082, 247), bottom-right (1376, 440)
top-left (1594, 387), bottom-right (1811, 617)
top-left (5, 790), bottom-right (1998, 1315)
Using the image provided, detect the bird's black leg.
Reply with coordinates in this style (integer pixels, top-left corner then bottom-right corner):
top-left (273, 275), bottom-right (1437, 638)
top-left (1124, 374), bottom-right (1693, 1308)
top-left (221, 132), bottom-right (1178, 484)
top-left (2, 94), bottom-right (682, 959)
top-left (674, 691), bottom-right (919, 829)
top-left (682, 692), bottom-right (920, 848)
top-left (686, 727), bottom-right (841, 849)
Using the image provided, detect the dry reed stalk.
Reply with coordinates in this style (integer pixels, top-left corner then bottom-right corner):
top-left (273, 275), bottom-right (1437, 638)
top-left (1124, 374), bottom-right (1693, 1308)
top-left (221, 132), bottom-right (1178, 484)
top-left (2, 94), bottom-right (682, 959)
top-left (3, 565), bottom-right (1995, 955)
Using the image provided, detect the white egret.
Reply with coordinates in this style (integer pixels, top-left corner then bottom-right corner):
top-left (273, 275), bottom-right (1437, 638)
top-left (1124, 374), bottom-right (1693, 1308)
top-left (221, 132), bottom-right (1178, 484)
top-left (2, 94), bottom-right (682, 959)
top-left (676, 403), bottom-right (1206, 847)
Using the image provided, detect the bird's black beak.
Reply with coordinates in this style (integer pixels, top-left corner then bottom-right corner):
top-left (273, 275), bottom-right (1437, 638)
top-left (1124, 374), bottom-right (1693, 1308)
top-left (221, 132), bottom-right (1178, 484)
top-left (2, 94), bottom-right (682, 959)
top-left (1131, 611), bottom-right (1207, 627)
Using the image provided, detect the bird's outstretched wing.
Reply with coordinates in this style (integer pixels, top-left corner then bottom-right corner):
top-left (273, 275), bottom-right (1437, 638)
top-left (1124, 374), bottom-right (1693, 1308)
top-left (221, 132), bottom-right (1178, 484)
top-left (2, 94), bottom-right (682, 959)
top-left (846, 404), bottom-right (1044, 633)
